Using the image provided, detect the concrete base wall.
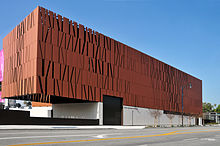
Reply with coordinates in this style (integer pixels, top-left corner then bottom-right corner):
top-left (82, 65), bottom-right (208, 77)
top-left (123, 105), bottom-right (195, 126)
top-left (52, 102), bottom-right (103, 124)
top-left (52, 103), bottom-right (197, 126)
top-left (0, 109), bottom-right (98, 125)
top-left (30, 107), bottom-right (52, 118)
top-left (9, 107), bottom-right (52, 118)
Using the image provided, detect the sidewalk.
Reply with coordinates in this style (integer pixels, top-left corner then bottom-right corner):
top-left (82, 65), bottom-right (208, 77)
top-left (0, 125), bottom-right (146, 130)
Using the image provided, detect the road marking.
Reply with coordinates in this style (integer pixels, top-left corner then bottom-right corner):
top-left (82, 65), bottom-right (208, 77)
top-left (92, 133), bottom-right (123, 138)
top-left (200, 138), bottom-right (216, 141)
top-left (173, 130), bottom-right (220, 135)
top-left (0, 128), bottom-right (212, 135)
top-left (8, 129), bottom-right (220, 146)
top-left (94, 134), bottom-right (105, 138)
top-left (7, 130), bottom-right (179, 146)
top-left (183, 138), bottom-right (198, 141)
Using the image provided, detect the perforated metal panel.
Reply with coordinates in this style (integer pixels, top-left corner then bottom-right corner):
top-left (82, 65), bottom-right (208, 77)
top-left (2, 6), bottom-right (202, 116)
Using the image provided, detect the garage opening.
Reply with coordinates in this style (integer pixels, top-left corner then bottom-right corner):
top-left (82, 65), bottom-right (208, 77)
top-left (103, 95), bottom-right (123, 125)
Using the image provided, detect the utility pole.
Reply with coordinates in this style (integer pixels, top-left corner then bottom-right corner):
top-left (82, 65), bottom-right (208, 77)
top-left (182, 86), bottom-right (184, 126)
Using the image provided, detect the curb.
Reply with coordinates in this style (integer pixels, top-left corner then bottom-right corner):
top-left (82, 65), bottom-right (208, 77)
top-left (0, 125), bottom-right (146, 130)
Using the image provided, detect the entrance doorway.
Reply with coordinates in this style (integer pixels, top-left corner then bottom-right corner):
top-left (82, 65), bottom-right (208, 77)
top-left (103, 95), bottom-right (123, 125)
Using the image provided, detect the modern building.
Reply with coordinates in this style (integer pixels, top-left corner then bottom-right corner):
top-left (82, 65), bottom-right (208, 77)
top-left (0, 49), bottom-right (53, 117)
top-left (2, 6), bottom-right (202, 126)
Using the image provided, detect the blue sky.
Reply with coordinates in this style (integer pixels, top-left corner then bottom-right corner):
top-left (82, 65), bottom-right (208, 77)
top-left (0, 0), bottom-right (219, 104)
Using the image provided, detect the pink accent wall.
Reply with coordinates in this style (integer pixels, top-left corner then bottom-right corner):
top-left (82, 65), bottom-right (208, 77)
top-left (0, 93), bottom-right (3, 103)
top-left (0, 49), bottom-right (3, 82)
top-left (0, 49), bottom-right (4, 103)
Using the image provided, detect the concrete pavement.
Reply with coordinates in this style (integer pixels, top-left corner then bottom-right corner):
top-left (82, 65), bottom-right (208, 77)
top-left (1, 125), bottom-right (218, 130)
top-left (0, 126), bottom-right (220, 146)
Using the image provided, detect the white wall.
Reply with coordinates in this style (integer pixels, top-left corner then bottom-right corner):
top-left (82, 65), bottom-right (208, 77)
top-left (123, 105), bottom-right (196, 126)
top-left (9, 107), bottom-right (52, 118)
top-left (199, 117), bottom-right (203, 126)
top-left (30, 107), bottom-right (52, 118)
top-left (52, 102), bottom-right (103, 124)
top-left (51, 103), bottom-right (197, 126)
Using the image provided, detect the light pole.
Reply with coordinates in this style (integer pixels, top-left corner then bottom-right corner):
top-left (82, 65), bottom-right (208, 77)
top-left (181, 82), bottom-right (192, 126)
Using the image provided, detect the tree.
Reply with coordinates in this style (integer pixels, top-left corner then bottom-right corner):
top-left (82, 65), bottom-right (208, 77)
top-left (150, 109), bottom-right (162, 127)
top-left (203, 102), bottom-right (214, 113)
top-left (166, 114), bottom-right (175, 126)
top-left (215, 104), bottom-right (220, 113)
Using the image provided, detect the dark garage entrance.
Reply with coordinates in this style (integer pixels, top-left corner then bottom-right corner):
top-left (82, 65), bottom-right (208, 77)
top-left (103, 95), bottom-right (123, 125)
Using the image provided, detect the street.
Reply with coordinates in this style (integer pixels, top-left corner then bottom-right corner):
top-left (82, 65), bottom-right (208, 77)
top-left (0, 126), bottom-right (220, 146)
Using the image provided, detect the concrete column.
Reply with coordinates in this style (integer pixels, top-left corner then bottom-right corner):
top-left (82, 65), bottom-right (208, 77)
top-left (199, 117), bottom-right (202, 126)
top-left (4, 99), bottom-right (9, 107)
top-left (98, 102), bottom-right (103, 125)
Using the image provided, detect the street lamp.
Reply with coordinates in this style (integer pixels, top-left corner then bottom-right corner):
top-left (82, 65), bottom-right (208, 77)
top-left (181, 82), bottom-right (192, 126)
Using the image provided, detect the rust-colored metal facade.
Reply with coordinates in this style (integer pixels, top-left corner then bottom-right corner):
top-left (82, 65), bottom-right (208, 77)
top-left (2, 6), bottom-right (202, 115)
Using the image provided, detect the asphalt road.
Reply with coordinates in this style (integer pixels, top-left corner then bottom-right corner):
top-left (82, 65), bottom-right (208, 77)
top-left (0, 126), bottom-right (220, 146)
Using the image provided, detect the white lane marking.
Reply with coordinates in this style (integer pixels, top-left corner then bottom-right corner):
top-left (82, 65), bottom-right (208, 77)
top-left (94, 134), bottom-right (105, 138)
top-left (200, 138), bottom-right (216, 141)
top-left (137, 144), bottom-right (148, 146)
top-left (183, 138), bottom-right (198, 141)
top-left (0, 132), bottom-right (123, 140)
top-left (92, 133), bottom-right (123, 138)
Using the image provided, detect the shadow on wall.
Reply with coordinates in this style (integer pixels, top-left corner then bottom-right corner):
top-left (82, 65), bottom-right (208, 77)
top-left (0, 109), bottom-right (99, 125)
